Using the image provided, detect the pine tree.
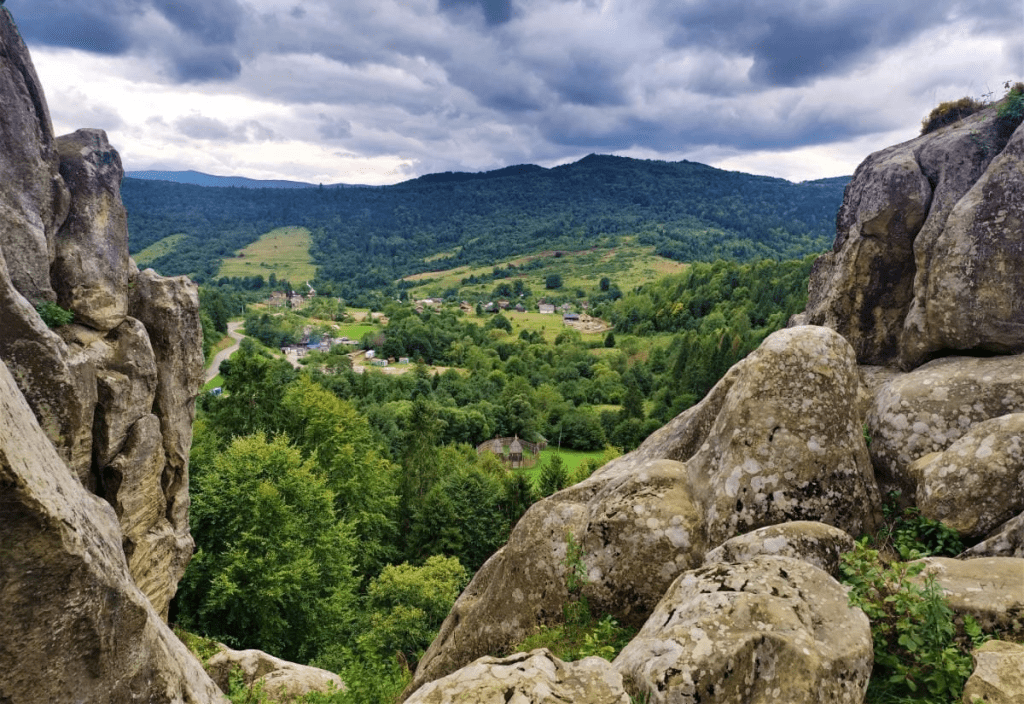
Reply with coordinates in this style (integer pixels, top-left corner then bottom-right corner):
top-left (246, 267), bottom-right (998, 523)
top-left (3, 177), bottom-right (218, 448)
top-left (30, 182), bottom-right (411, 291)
top-left (538, 454), bottom-right (569, 497)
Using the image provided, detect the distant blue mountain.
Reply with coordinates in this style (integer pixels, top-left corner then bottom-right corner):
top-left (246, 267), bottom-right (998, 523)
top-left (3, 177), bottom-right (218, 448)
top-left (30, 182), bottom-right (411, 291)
top-left (125, 170), bottom-right (368, 189)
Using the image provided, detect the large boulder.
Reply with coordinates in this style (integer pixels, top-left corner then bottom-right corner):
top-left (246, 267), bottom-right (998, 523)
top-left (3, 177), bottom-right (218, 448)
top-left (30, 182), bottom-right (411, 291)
top-left (52, 129), bottom-right (130, 331)
top-left (910, 413), bottom-right (1024, 538)
top-left (702, 521), bottom-right (856, 580)
top-left (205, 647), bottom-right (345, 703)
top-left (901, 117), bottom-right (1024, 368)
top-left (961, 640), bottom-right (1024, 704)
top-left (613, 556), bottom-right (873, 704)
top-left (866, 355), bottom-right (1024, 499)
top-left (0, 7), bottom-right (69, 301)
top-left (0, 359), bottom-right (225, 704)
top-left (407, 326), bottom-right (881, 698)
top-left (405, 649), bottom-right (629, 704)
top-left (914, 557), bottom-right (1024, 635)
top-left (804, 101), bottom-right (1024, 369)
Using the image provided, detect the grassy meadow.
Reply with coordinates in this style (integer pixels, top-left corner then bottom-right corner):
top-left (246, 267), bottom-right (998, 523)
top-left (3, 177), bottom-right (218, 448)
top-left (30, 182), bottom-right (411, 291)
top-left (217, 226), bottom-right (317, 283)
top-left (133, 233), bottom-right (186, 267)
top-left (402, 239), bottom-right (686, 301)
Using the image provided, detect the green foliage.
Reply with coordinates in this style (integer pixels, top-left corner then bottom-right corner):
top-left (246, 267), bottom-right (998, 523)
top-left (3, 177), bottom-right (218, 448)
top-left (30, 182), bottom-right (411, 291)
top-left (545, 273), bottom-right (563, 289)
top-left (538, 453), bottom-right (570, 496)
top-left (176, 432), bottom-right (359, 663)
top-left (35, 300), bottom-right (73, 328)
top-left (840, 540), bottom-right (985, 703)
top-left (357, 556), bottom-right (469, 670)
top-left (875, 493), bottom-right (964, 561)
top-left (996, 81), bottom-right (1024, 137)
top-left (921, 96), bottom-right (986, 134)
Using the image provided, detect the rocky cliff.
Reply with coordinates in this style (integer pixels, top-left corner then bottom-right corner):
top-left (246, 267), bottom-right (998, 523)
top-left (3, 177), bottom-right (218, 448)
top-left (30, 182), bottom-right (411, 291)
top-left (404, 99), bottom-right (1024, 702)
top-left (0, 8), bottom-right (220, 703)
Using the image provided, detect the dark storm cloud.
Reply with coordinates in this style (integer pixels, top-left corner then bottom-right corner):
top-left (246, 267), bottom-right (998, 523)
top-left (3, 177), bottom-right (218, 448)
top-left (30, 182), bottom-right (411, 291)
top-left (169, 47), bottom-right (242, 82)
top-left (658, 0), bottom-right (1015, 87)
top-left (545, 55), bottom-right (626, 107)
top-left (438, 0), bottom-right (513, 26)
top-left (152, 0), bottom-right (244, 45)
top-left (8, 0), bottom-right (142, 54)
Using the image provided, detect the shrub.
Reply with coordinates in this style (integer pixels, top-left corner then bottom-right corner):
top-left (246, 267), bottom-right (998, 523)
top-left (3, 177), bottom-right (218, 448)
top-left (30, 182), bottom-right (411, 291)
top-left (35, 300), bottom-right (74, 328)
top-left (920, 96), bottom-right (985, 135)
top-left (996, 81), bottom-right (1024, 137)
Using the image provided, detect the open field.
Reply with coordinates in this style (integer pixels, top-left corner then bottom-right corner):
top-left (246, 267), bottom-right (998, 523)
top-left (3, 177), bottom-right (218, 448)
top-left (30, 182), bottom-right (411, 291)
top-left (134, 233), bottom-right (186, 266)
top-left (402, 240), bottom-right (687, 301)
top-left (515, 447), bottom-right (616, 488)
top-left (217, 226), bottom-right (317, 283)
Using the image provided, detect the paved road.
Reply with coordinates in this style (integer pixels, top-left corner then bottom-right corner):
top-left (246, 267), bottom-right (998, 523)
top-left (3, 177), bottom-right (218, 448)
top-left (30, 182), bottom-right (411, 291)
top-left (204, 321), bottom-right (245, 384)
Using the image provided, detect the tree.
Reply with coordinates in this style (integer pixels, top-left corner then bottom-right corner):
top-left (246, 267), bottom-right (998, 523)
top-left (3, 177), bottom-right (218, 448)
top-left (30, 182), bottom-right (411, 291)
top-left (545, 273), bottom-right (563, 289)
top-left (604, 331), bottom-right (616, 348)
top-left (599, 276), bottom-right (611, 292)
top-left (538, 454), bottom-right (569, 496)
top-left (177, 433), bottom-right (359, 663)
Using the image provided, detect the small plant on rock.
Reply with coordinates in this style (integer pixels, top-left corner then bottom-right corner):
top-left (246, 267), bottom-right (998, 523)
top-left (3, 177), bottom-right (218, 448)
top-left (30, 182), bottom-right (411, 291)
top-left (35, 300), bottom-right (73, 328)
top-left (921, 96), bottom-right (986, 135)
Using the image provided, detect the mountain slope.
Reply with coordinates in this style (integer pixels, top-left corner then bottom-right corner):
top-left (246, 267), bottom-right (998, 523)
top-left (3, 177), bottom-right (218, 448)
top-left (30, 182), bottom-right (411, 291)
top-left (122, 154), bottom-right (848, 294)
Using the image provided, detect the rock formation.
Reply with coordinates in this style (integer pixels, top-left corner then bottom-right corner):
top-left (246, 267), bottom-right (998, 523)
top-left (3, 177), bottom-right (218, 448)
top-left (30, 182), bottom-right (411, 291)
top-left (805, 102), bottom-right (1024, 368)
top-left (205, 647), bottom-right (346, 703)
top-left (0, 7), bottom-right (218, 702)
top-left (0, 7), bottom-right (200, 621)
top-left (406, 96), bottom-right (1024, 702)
top-left (961, 640), bottom-right (1024, 704)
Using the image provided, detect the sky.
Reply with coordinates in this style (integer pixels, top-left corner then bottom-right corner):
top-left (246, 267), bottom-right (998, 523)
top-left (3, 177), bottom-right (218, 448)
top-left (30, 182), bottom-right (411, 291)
top-left (7, 0), bottom-right (1023, 186)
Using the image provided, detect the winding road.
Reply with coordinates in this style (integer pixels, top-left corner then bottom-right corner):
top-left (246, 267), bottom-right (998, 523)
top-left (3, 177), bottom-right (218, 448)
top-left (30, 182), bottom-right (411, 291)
top-left (204, 320), bottom-right (245, 384)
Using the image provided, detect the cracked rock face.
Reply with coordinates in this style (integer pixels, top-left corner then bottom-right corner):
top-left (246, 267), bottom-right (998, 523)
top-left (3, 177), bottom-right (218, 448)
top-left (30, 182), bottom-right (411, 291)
top-left (805, 103), bottom-right (1024, 369)
top-left (913, 557), bottom-right (1024, 635)
top-left (866, 355), bottom-right (1024, 500)
top-left (0, 10), bottom-right (201, 618)
top-left (613, 556), bottom-right (873, 704)
top-left (962, 640), bottom-right (1024, 704)
top-left (702, 521), bottom-right (856, 580)
top-left (405, 649), bottom-right (629, 704)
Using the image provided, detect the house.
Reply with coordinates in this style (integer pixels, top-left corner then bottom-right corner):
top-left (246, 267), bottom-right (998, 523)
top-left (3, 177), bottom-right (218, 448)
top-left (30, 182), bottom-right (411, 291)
top-left (398, 357), bottom-right (411, 364)
top-left (563, 312), bottom-right (580, 323)
top-left (508, 436), bottom-right (524, 467)
top-left (538, 304), bottom-right (555, 314)
top-left (371, 358), bottom-right (388, 367)
top-left (365, 350), bottom-right (376, 359)
top-left (515, 303), bottom-right (526, 313)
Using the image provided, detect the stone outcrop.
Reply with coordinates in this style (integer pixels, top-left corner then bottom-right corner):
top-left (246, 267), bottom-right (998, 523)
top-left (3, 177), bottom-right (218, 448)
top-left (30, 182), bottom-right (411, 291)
top-left (613, 556), bottom-right (872, 704)
top-left (0, 7), bottom-right (210, 700)
top-left (914, 557), bottom-right (1024, 635)
top-left (702, 521), bottom-right (856, 579)
top-left (405, 649), bottom-right (629, 704)
top-left (866, 355), bottom-right (1024, 499)
top-left (408, 325), bottom-right (881, 695)
top-left (0, 7), bottom-right (201, 621)
top-left (961, 640), bottom-right (1024, 704)
top-left (962, 511), bottom-right (1024, 558)
top-left (911, 413), bottom-right (1024, 538)
top-left (804, 101), bottom-right (1024, 368)
top-left (0, 359), bottom-right (225, 704)
top-left (205, 647), bottom-right (345, 703)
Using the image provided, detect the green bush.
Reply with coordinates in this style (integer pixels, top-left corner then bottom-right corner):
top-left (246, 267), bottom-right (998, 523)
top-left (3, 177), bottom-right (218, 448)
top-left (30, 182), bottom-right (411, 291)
top-left (920, 96), bottom-right (986, 135)
top-left (996, 81), bottom-right (1024, 137)
top-left (35, 300), bottom-right (74, 328)
top-left (875, 492), bottom-right (964, 560)
top-left (841, 541), bottom-right (985, 702)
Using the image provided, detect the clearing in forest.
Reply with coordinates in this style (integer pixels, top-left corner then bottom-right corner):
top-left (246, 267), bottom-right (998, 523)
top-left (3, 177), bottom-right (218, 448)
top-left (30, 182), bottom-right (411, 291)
top-left (217, 226), bottom-right (317, 283)
top-left (133, 233), bottom-right (186, 267)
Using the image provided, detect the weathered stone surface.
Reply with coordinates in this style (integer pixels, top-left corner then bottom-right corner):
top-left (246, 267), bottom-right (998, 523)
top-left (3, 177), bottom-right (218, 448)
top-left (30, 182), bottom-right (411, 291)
top-left (962, 511), bottom-right (1024, 558)
top-left (408, 326), bottom-right (881, 699)
top-left (702, 521), bottom-right (856, 579)
top-left (0, 256), bottom-right (96, 478)
top-left (911, 413), bottom-right (1024, 538)
top-left (0, 359), bottom-right (226, 704)
top-left (129, 267), bottom-right (203, 538)
top-left (613, 556), bottom-right (872, 704)
top-left (52, 129), bottom-right (130, 331)
top-left (0, 7), bottom-right (70, 301)
top-left (690, 326), bottom-right (881, 546)
top-left (804, 140), bottom-right (932, 364)
top-left (804, 103), bottom-right (1021, 368)
top-left (866, 355), bottom-right (1024, 500)
top-left (206, 647), bottom-right (345, 703)
top-left (902, 118), bottom-right (1024, 368)
top-left (961, 640), bottom-right (1024, 704)
top-left (405, 649), bottom-right (629, 704)
top-left (915, 557), bottom-right (1024, 635)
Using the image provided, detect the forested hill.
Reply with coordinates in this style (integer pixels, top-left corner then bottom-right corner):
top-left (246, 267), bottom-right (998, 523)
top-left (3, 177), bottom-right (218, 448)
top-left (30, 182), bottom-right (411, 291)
top-left (122, 154), bottom-right (848, 295)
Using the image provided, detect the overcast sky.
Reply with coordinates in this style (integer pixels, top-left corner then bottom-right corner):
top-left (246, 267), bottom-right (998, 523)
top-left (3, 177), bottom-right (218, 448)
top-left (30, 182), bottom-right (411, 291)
top-left (7, 0), bottom-right (1022, 185)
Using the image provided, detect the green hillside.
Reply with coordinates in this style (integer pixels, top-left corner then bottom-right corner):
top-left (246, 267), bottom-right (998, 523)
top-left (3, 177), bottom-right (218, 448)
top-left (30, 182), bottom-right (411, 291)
top-left (122, 154), bottom-right (848, 296)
